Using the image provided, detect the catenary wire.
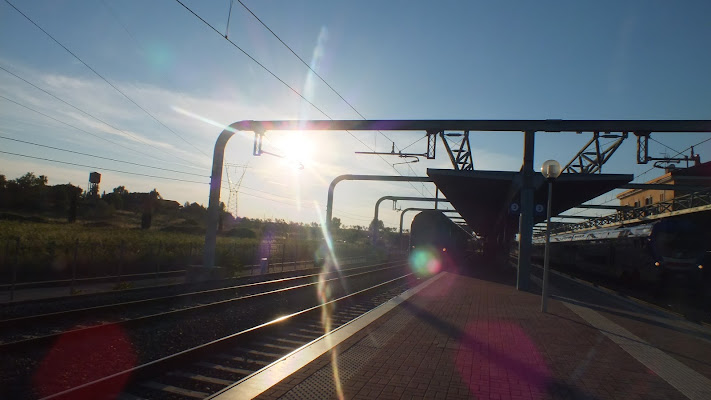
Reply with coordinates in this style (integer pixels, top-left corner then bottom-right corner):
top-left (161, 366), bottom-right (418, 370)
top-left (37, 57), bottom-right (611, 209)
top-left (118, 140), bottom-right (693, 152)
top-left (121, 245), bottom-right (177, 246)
top-left (0, 150), bottom-right (208, 184)
top-left (0, 64), bottom-right (203, 169)
top-left (0, 94), bottom-right (195, 163)
top-left (233, 0), bottom-right (433, 196)
top-left (0, 135), bottom-right (207, 177)
top-left (3, 0), bottom-right (210, 159)
top-left (234, 0), bottom-right (399, 146)
top-left (0, 147), bottom-right (318, 209)
top-left (173, 0), bottom-right (433, 198)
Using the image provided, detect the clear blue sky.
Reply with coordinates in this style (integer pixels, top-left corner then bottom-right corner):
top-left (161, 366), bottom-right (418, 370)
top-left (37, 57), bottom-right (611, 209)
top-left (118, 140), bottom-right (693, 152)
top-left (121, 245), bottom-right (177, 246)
top-left (1, 0), bottom-right (710, 229)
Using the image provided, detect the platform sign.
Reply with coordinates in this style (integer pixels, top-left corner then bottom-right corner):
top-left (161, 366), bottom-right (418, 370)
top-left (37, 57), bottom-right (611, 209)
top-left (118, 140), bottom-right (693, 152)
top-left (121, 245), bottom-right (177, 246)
top-left (509, 203), bottom-right (520, 214)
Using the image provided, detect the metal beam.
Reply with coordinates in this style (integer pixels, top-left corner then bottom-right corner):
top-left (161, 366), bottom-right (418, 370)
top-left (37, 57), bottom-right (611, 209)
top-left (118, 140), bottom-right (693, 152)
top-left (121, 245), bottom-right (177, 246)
top-left (228, 120), bottom-right (711, 133)
top-left (619, 183), bottom-right (711, 191)
top-left (373, 196), bottom-right (451, 243)
top-left (551, 215), bottom-right (601, 219)
top-left (574, 204), bottom-right (630, 210)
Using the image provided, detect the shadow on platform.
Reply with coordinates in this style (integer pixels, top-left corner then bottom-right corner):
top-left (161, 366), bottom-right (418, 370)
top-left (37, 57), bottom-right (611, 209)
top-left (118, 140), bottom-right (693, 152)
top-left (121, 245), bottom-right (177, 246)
top-left (399, 297), bottom-right (600, 400)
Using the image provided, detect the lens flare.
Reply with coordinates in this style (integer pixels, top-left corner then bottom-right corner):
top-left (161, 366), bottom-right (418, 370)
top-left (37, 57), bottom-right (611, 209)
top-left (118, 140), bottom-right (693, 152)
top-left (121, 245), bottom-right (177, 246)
top-left (409, 247), bottom-right (442, 278)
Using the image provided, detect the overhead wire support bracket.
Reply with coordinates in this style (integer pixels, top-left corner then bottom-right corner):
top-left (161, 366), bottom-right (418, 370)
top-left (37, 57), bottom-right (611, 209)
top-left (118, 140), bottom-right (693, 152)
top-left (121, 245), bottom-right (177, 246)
top-left (253, 130), bottom-right (265, 156)
top-left (634, 131), bottom-right (651, 164)
top-left (354, 129), bottom-right (475, 170)
top-left (634, 131), bottom-right (700, 168)
top-left (562, 131), bottom-right (628, 173)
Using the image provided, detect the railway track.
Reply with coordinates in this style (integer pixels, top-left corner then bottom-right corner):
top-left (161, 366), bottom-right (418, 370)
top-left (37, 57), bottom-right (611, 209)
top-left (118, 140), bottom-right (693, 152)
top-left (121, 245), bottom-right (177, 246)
top-left (0, 260), bottom-right (407, 344)
top-left (0, 260), bottom-right (412, 399)
top-left (512, 253), bottom-right (711, 323)
top-left (44, 273), bottom-right (416, 400)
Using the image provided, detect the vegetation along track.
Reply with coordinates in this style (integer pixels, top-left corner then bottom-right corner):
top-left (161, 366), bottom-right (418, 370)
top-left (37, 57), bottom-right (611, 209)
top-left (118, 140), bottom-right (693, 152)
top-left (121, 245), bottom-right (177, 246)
top-left (0, 260), bottom-right (413, 399)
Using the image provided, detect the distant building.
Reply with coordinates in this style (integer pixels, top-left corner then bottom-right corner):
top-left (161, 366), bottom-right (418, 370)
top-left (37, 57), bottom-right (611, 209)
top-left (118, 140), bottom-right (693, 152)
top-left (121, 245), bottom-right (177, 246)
top-left (617, 160), bottom-right (711, 207)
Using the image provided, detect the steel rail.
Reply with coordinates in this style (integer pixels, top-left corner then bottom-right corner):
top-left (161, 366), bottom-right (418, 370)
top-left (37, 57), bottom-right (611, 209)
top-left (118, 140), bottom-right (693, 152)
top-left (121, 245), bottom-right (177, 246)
top-left (0, 262), bottom-right (408, 349)
top-left (0, 259), bottom-right (400, 328)
top-left (41, 271), bottom-right (416, 399)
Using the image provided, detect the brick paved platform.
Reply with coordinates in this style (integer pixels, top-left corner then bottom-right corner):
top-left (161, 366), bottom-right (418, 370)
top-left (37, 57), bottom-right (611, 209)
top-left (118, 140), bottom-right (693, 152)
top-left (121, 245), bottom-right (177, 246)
top-left (211, 263), bottom-right (711, 400)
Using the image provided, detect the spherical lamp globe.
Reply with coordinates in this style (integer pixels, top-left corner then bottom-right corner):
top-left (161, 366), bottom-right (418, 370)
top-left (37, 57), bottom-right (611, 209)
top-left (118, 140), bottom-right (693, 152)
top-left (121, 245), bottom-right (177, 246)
top-left (541, 160), bottom-right (562, 180)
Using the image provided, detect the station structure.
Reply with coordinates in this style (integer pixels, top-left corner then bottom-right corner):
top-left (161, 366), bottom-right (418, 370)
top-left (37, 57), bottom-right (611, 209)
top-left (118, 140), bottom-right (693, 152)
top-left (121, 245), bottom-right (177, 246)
top-left (202, 119), bottom-right (711, 290)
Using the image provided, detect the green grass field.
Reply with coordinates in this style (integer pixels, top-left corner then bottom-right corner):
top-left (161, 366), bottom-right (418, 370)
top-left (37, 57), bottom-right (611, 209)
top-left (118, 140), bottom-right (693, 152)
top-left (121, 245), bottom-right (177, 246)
top-left (0, 218), bottom-right (367, 283)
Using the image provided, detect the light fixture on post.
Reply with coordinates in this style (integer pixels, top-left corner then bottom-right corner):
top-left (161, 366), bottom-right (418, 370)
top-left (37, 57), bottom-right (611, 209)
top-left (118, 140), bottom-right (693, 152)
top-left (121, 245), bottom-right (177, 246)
top-left (541, 159), bottom-right (561, 313)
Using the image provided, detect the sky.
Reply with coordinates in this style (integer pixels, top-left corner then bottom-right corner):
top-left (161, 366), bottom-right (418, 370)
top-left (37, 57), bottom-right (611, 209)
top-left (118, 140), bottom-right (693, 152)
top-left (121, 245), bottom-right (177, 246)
top-left (1, 0), bottom-right (711, 230)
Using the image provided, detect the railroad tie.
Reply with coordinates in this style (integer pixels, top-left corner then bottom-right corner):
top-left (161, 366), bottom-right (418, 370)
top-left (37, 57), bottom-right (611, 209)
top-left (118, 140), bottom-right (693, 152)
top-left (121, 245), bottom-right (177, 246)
top-left (141, 381), bottom-right (208, 399)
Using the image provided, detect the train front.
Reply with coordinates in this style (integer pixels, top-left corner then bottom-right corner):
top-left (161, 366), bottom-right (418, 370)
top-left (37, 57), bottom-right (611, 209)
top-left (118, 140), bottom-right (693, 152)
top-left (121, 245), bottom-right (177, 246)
top-left (408, 211), bottom-right (469, 275)
top-left (650, 219), bottom-right (706, 280)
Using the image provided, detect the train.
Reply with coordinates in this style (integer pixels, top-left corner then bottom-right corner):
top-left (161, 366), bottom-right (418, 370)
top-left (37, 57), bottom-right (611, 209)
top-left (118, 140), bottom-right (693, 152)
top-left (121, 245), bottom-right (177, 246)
top-left (532, 218), bottom-right (707, 284)
top-left (409, 210), bottom-right (472, 272)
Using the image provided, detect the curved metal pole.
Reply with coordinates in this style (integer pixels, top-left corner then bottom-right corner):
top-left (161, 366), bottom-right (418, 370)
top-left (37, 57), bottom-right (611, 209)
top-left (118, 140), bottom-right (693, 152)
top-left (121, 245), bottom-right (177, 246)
top-left (373, 196), bottom-right (450, 243)
top-left (326, 174), bottom-right (432, 235)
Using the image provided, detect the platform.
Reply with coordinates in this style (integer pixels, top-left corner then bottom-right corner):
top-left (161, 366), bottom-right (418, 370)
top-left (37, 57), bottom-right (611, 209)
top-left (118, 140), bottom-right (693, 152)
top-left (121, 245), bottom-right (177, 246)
top-left (210, 264), bottom-right (711, 400)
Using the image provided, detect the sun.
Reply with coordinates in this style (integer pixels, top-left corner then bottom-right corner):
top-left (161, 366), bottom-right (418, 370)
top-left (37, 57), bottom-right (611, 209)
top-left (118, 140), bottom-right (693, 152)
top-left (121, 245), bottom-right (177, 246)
top-left (277, 132), bottom-right (316, 168)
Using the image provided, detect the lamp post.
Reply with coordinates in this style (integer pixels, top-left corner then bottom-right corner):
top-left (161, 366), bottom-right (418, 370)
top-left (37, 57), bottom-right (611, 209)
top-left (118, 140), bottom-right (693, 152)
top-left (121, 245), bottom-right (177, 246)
top-left (541, 159), bottom-right (561, 313)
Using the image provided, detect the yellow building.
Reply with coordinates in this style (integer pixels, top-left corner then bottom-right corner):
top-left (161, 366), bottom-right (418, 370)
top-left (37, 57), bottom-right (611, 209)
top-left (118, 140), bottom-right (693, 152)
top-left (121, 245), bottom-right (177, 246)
top-left (617, 161), bottom-right (711, 207)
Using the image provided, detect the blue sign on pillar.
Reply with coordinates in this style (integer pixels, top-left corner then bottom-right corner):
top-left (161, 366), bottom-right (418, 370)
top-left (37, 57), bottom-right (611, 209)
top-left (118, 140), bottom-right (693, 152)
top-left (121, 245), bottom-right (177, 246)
top-left (509, 203), bottom-right (520, 214)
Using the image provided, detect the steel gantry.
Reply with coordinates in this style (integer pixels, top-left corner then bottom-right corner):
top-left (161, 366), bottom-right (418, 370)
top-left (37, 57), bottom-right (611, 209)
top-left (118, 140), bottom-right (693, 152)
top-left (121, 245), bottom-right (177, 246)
top-left (203, 119), bottom-right (711, 291)
top-left (562, 131), bottom-right (628, 174)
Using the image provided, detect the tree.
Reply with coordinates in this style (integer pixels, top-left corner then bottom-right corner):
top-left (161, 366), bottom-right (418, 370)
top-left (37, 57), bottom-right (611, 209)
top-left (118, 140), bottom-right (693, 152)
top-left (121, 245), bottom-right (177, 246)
top-left (330, 217), bottom-right (342, 231)
top-left (368, 219), bottom-right (385, 232)
top-left (14, 172), bottom-right (47, 189)
top-left (141, 189), bottom-right (161, 229)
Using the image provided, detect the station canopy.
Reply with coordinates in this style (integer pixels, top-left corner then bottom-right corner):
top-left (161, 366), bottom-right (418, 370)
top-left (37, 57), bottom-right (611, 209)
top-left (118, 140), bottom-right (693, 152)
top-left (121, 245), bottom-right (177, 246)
top-left (427, 169), bottom-right (633, 237)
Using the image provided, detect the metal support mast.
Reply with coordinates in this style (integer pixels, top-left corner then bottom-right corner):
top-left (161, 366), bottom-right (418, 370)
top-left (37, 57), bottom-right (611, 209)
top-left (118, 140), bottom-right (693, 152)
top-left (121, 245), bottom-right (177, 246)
top-left (563, 131), bottom-right (627, 174)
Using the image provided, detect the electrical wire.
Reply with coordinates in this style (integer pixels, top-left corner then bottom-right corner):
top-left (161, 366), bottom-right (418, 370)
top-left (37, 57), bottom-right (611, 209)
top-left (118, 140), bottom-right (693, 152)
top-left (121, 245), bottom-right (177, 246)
top-left (225, 0), bottom-right (234, 38)
top-left (173, 0), bottom-right (433, 198)
top-left (649, 137), bottom-right (681, 155)
top-left (0, 64), bottom-right (202, 168)
top-left (0, 150), bottom-right (208, 184)
top-left (234, 0), bottom-right (399, 146)
top-left (0, 93), bottom-right (189, 162)
top-left (3, 0), bottom-right (210, 159)
top-left (400, 135), bottom-right (427, 152)
top-left (0, 135), bottom-right (206, 177)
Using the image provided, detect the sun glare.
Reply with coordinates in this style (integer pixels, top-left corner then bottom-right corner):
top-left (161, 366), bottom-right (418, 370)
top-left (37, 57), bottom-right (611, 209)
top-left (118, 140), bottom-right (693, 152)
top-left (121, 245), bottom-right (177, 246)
top-left (277, 132), bottom-right (316, 168)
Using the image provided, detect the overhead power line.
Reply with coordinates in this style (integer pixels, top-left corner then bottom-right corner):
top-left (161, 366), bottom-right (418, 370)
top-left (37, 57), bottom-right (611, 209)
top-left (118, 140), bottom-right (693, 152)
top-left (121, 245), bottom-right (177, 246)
top-left (174, 0), bottom-right (432, 197)
top-left (3, 0), bottom-right (210, 159)
top-left (0, 64), bottom-right (202, 168)
top-left (0, 135), bottom-right (206, 177)
top-left (0, 93), bottom-right (182, 160)
top-left (0, 149), bottom-right (208, 184)
top-left (233, 0), bottom-right (431, 196)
